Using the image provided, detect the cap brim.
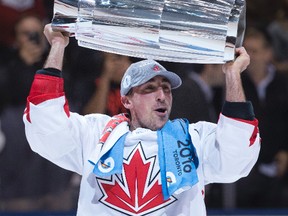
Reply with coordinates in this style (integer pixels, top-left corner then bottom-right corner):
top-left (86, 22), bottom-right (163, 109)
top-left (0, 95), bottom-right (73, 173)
top-left (145, 71), bottom-right (182, 90)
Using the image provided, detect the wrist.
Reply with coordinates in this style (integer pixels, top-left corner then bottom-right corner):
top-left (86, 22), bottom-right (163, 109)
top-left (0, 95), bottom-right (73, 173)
top-left (51, 40), bottom-right (67, 52)
top-left (225, 69), bottom-right (242, 84)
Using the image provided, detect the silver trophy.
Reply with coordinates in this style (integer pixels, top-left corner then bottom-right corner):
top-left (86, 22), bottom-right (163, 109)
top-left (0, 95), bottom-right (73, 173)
top-left (52, 0), bottom-right (246, 63)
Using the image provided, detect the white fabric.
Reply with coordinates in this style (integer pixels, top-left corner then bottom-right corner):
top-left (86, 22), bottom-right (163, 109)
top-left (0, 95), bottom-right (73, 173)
top-left (23, 96), bottom-right (260, 216)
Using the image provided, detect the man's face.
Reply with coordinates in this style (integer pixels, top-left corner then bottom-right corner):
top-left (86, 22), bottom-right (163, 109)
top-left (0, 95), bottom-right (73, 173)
top-left (103, 53), bottom-right (131, 83)
top-left (244, 37), bottom-right (272, 69)
top-left (15, 16), bottom-right (44, 48)
top-left (122, 76), bottom-right (172, 131)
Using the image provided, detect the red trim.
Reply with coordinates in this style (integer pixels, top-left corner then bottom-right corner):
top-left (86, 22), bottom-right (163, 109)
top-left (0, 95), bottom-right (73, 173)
top-left (24, 102), bottom-right (31, 123)
top-left (27, 93), bottom-right (65, 105)
top-left (64, 97), bottom-right (70, 117)
top-left (249, 124), bottom-right (259, 146)
top-left (227, 117), bottom-right (259, 147)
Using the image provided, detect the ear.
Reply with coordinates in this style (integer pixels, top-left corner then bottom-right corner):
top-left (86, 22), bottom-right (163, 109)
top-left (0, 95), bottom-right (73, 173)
top-left (121, 96), bottom-right (132, 109)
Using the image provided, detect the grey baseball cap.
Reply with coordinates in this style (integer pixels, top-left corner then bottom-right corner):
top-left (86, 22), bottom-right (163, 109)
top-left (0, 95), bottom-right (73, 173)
top-left (120, 59), bottom-right (182, 96)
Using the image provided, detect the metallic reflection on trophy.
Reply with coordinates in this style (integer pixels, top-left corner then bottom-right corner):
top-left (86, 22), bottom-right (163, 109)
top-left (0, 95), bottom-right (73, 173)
top-left (52, 0), bottom-right (246, 63)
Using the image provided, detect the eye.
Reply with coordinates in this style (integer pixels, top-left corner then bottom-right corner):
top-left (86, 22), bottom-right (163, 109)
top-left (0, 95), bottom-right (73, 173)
top-left (162, 84), bottom-right (171, 93)
top-left (143, 84), bottom-right (157, 93)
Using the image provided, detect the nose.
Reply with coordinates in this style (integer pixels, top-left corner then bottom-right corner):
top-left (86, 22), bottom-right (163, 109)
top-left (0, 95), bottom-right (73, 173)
top-left (156, 88), bottom-right (166, 102)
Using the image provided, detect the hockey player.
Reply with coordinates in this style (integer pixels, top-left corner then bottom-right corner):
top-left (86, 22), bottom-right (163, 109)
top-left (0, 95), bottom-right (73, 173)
top-left (23, 24), bottom-right (260, 216)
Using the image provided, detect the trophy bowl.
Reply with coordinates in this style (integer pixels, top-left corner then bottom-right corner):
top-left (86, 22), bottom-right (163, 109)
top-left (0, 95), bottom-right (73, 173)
top-left (52, 0), bottom-right (246, 63)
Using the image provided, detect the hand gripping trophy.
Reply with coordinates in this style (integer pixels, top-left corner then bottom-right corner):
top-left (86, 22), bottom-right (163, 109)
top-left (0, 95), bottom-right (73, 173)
top-left (52, 0), bottom-right (246, 63)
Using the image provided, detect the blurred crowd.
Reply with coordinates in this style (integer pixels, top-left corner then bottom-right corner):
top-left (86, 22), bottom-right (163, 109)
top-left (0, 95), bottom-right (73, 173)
top-left (0, 0), bottom-right (287, 212)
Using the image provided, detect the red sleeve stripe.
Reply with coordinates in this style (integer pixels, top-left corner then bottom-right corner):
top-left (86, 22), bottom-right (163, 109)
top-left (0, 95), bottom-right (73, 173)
top-left (227, 117), bottom-right (259, 147)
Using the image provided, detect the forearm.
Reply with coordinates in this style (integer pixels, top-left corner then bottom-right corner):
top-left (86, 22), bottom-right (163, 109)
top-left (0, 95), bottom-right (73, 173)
top-left (221, 47), bottom-right (256, 120)
top-left (44, 41), bottom-right (66, 70)
top-left (223, 47), bottom-right (250, 102)
top-left (42, 23), bottom-right (69, 70)
top-left (225, 69), bottom-right (246, 102)
top-left (26, 24), bottom-right (68, 104)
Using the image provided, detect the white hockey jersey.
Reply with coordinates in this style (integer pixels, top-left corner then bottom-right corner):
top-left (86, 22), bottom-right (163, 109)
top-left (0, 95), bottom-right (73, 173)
top-left (23, 74), bottom-right (260, 216)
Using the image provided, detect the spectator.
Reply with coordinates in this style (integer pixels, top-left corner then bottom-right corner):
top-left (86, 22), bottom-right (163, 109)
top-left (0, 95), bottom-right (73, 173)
top-left (4, 14), bottom-right (48, 106)
top-left (236, 27), bottom-right (288, 208)
top-left (83, 52), bottom-right (132, 115)
top-left (267, 1), bottom-right (288, 74)
top-left (246, 0), bottom-right (281, 29)
top-left (61, 38), bottom-right (103, 113)
top-left (0, 0), bottom-right (47, 47)
top-left (0, 14), bottom-right (75, 212)
top-left (170, 64), bottom-right (224, 123)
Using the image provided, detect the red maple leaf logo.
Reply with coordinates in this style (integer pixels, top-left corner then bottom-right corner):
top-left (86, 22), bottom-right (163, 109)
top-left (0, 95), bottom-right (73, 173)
top-left (153, 65), bottom-right (161, 72)
top-left (97, 143), bottom-right (176, 215)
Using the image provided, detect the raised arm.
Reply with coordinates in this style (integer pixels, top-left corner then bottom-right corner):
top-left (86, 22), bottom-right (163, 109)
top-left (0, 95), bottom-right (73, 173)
top-left (222, 47), bottom-right (250, 102)
top-left (43, 24), bottom-right (69, 70)
top-left (24, 24), bottom-right (84, 174)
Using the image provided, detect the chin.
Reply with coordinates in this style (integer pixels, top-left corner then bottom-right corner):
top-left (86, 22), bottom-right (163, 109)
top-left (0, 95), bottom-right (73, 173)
top-left (153, 120), bottom-right (168, 131)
